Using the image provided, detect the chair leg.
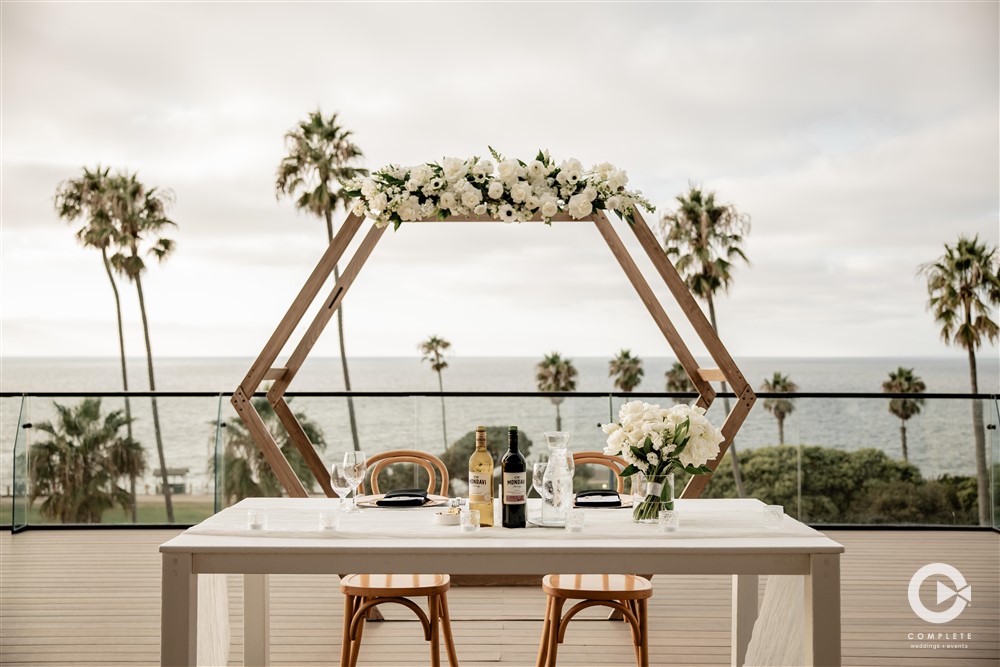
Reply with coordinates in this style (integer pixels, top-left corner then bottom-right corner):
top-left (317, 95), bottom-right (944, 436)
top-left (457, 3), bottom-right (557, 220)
top-left (340, 594), bottom-right (356, 667)
top-left (428, 595), bottom-right (441, 667)
top-left (350, 597), bottom-right (367, 667)
top-left (535, 595), bottom-right (553, 667)
top-left (438, 593), bottom-right (460, 667)
top-left (637, 598), bottom-right (649, 667)
top-left (547, 596), bottom-right (566, 667)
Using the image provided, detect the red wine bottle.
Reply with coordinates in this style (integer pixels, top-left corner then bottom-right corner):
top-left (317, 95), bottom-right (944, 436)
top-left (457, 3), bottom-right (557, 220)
top-left (501, 426), bottom-right (527, 528)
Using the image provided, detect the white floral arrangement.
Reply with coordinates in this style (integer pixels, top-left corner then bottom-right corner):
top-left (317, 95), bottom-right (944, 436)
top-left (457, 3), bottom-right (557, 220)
top-left (601, 401), bottom-right (725, 478)
top-left (341, 148), bottom-right (654, 229)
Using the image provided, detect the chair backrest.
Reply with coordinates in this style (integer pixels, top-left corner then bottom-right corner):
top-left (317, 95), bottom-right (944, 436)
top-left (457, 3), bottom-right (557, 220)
top-left (363, 450), bottom-right (450, 496)
top-left (572, 451), bottom-right (633, 494)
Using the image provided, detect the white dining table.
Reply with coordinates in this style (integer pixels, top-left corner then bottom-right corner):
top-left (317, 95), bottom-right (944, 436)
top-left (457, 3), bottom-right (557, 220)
top-left (160, 497), bottom-right (844, 667)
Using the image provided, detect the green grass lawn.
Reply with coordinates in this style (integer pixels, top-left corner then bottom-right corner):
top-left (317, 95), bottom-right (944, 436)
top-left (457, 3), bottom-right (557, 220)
top-left (0, 496), bottom-right (218, 526)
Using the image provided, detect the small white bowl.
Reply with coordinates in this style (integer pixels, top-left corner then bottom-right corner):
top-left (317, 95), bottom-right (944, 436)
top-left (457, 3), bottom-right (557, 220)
top-left (434, 511), bottom-right (461, 526)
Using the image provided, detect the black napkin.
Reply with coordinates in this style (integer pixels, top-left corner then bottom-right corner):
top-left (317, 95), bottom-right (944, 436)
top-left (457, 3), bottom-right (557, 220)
top-left (574, 489), bottom-right (622, 508)
top-left (375, 488), bottom-right (430, 507)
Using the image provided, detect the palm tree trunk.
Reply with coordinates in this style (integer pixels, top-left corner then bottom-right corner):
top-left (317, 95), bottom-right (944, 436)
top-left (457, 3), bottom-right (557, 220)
top-left (899, 420), bottom-right (908, 462)
top-left (707, 295), bottom-right (746, 497)
top-left (134, 274), bottom-right (174, 523)
top-left (101, 249), bottom-right (137, 523)
top-left (436, 371), bottom-right (448, 451)
top-left (967, 346), bottom-right (988, 526)
top-left (325, 209), bottom-right (361, 452)
top-left (555, 401), bottom-right (562, 432)
top-left (778, 416), bottom-right (785, 446)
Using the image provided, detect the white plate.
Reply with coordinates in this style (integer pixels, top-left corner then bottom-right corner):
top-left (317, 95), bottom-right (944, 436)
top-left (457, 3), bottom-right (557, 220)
top-left (527, 517), bottom-right (566, 528)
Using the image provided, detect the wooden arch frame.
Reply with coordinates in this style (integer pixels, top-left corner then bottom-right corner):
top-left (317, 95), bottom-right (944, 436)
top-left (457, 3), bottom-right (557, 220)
top-left (232, 209), bottom-right (756, 499)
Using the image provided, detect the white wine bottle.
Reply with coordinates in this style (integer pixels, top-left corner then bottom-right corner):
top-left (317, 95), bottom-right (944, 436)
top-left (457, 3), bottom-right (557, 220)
top-left (468, 426), bottom-right (494, 527)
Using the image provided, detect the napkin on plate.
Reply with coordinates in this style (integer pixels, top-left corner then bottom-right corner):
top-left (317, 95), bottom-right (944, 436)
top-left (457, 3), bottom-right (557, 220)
top-left (375, 488), bottom-right (430, 507)
top-left (574, 489), bottom-right (622, 508)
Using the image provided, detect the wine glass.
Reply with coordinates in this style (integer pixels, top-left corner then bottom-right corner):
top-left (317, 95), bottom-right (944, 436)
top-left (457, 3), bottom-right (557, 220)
top-left (532, 461), bottom-right (549, 499)
top-left (341, 451), bottom-right (367, 513)
top-left (330, 463), bottom-right (353, 511)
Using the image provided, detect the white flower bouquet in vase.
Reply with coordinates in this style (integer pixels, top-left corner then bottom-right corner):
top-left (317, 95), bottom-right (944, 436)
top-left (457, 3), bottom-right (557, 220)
top-left (601, 401), bottom-right (725, 523)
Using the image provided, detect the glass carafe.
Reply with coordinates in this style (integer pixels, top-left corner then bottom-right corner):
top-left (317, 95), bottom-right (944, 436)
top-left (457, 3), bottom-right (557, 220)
top-left (540, 432), bottom-right (575, 525)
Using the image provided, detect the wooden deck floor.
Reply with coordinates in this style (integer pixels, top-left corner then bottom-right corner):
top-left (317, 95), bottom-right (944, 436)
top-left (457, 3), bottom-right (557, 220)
top-left (0, 529), bottom-right (997, 667)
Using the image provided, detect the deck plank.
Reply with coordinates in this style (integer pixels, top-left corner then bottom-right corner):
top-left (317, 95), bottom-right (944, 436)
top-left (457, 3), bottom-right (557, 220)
top-left (0, 529), bottom-right (996, 666)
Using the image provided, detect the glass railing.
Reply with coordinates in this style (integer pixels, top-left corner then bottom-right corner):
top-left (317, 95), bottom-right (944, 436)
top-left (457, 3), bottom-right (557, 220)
top-left (2, 391), bottom-right (997, 529)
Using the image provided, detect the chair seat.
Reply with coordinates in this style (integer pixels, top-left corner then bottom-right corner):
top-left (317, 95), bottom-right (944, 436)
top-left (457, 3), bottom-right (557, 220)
top-left (542, 574), bottom-right (652, 601)
top-left (341, 573), bottom-right (451, 597)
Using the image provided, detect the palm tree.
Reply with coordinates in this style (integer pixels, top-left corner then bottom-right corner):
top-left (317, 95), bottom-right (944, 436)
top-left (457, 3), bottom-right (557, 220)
top-left (215, 397), bottom-right (326, 505)
top-left (609, 349), bottom-right (644, 392)
top-left (29, 398), bottom-right (146, 523)
top-left (919, 235), bottom-right (1000, 525)
top-left (882, 367), bottom-right (926, 462)
top-left (419, 335), bottom-right (451, 450)
top-left (665, 361), bottom-right (693, 404)
top-left (106, 172), bottom-right (177, 522)
top-left (760, 373), bottom-right (798, 445)
top-left (54, 166), bottom-right (139, 522)
top-left (536, 352), bottom-right (579, 430)
top-left (276, 109), bottom-right (368, 452)
top-left (659, 185), bottom-right (750, 496)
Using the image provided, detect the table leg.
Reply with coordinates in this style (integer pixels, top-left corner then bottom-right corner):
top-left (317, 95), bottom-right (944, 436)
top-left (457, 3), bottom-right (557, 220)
top-left (804, 554), bottom-right (841, 667)
top-left (244, 574), bottom-right (270, 667)
top-left (161, 553), bottom-right (197, 667)
top-left (731, 574), bottom-right (758, 667)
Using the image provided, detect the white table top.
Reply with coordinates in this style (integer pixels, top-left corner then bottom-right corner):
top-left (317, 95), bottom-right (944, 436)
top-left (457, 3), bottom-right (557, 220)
top-left (160, 498), bottom-right (844, 559)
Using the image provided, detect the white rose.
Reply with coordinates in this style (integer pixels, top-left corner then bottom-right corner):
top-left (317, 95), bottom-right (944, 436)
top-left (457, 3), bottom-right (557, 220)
top-left (439, 192), bottom-right (457, 212)
top-left (487, 180), bottom-right (504, 199)
top-left (606, 195), bottom-right (622, 210)
top-left (409, 165), bottom-right (432, 187)
top-left (582, 186), bottom-right (597, 202)
top-left (510, 182), bottom-right (531, 203)
top-left (609, 169), bottom-right (628, 191)
top-left (540, 199), bottom-right (559, 219)
top-left (497, 159), bottom-right (520, 182)
top-left (370, 192), bottom-right (388, 212)
top-left (567, 193), bottom-right (593, 219)
top-left (527, 160), bottom-right (546, 181)
top-left (461, 188), bottom-right (482, 209)
top-left (442, 157), bottom-right (467, 182)
top-left (473, 203), bottom-right (487, 215)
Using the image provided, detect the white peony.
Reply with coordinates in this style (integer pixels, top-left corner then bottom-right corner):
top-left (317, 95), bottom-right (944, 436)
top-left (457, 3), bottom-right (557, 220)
top-left (409, 165), bottom-right (432, 188)
top-left (540, 198), bottom-right (559, 219)
top-left (360, 178), bottom-right (377, 198)
top-left (497, 159), bottom-right (520, 183)
top-left (396, 196), bottom-right (422, 222)
top-left (487, 180), bottom-right (504, 200)
top-left (370, 192), bottom-right (388, 213)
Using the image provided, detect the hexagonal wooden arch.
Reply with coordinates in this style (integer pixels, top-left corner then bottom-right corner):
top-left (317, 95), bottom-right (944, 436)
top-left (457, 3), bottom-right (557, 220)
top-left (232, 209), bottom-right (756, 499)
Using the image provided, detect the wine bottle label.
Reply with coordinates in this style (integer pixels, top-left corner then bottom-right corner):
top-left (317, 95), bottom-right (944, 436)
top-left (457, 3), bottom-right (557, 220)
top-left (503, 472), bottom-right (527, 504)
top-left (469, 472), bottom-right (492, 503)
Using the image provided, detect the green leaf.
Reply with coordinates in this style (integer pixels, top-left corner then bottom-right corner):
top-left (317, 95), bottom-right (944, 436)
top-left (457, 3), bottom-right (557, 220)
top-left (621, 464), bottom-right (638, 477)
top-left (535, 150), bottom-right (546, 163)
top-left (393, 220), bottom-right (402, 231)
top-left (488, 146), bottom-right (504, 162)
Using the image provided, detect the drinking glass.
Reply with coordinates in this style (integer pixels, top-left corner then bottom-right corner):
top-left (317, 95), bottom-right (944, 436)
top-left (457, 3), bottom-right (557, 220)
top-left (658, 509), bottom-right (680, 532)
top-left (564, 508), bottom-right (585, 533)
top-left (330, 463), bottom-right (353, 511)
top-left (341, 451), bottom-right (368, 514)
top-left (532, 461), bottom-right (548, 498)
top-left (460, 509), bottom-right (480, 532)
top-left (763, 504), bottom-right (784, 529)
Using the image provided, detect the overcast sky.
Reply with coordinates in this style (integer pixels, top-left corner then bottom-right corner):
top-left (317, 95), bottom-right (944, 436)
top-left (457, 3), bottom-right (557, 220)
top-left (1, 2), bottom-right (998, 361)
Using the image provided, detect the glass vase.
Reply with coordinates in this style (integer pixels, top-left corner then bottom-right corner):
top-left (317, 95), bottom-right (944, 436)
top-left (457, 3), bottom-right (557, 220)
top-left (633, 472), bottom-right (674, 524)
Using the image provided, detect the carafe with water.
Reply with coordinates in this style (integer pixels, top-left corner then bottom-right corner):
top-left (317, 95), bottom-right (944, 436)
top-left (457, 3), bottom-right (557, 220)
top-left (540, 432), bottom-right (575, 525)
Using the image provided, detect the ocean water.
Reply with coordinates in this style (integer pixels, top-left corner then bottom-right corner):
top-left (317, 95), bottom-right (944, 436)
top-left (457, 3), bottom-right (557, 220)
top-left (1, 356), bottom-right (997, 498)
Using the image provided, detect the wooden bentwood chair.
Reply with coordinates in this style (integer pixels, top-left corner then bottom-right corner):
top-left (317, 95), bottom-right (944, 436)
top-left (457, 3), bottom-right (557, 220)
top-left (532, 452), bottom-right (654, 666)
top-left (339, 450), bottom-right (458, 667)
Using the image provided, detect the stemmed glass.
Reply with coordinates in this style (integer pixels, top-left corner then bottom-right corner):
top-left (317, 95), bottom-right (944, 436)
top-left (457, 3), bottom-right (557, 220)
top-left (330, 463), bottom-right (353, 511)
top-left (532, 460), bottom-right (548, 521)
top-left (341, 451), bottom-right (367, 513)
